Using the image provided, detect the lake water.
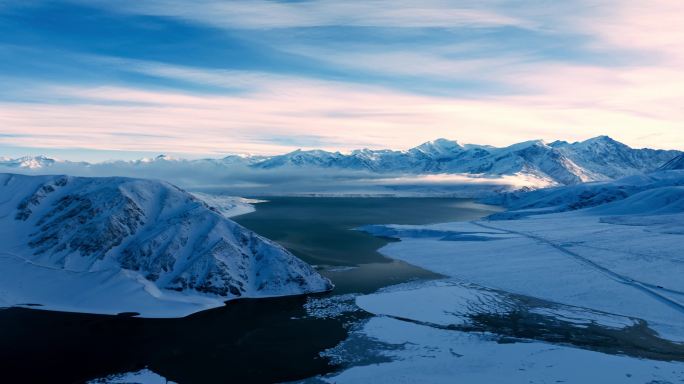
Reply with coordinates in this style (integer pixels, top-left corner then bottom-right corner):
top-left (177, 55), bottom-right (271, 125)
top-left (0, 197), bottom-right (499, 383)
top-left (236, 197), bottom-right (500, 294)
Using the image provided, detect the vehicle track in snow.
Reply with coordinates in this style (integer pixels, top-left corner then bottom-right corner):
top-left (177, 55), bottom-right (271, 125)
top-left (471, 221), bottom-right (684, 316)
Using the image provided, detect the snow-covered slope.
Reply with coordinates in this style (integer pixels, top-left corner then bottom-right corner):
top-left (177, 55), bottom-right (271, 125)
top-left (489, 170), bottom-right (684, 218)
top-left (660, 154), bottom-right (684, 170)
top-left (551, 136), bottom-right (677, 179)
top-left (3, 137), bottom-right (679, 189)
top-left (0, 173), bottom-right (331, 317)
top-left (490, 169), bottom-right (684, 231)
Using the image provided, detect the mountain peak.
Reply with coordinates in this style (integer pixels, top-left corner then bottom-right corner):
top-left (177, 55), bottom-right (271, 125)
top-left (432, 138), bottom-right (461, 146)
top-left (29, 154), bottom-right (53, 160)
top-left (411, 138), bottom-right (464, 156)
top-left (580, 135), bottom-right (626, 147)
top-left (0, 155), bottom-right (56, 169)
top-left (549, 140), bottom-right (569, 148)
top-left (153, 154), bottom-right (182, 161)
top-left (505, 139), bottom-right (549, 152)
top-left (284, 148), bottom-right (336, 157)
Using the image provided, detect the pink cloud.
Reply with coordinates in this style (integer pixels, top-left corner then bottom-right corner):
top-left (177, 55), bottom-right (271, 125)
top-left (2, 68), bottom-right (683, 157)
top-left (3, 1), bottom-right (684, 156)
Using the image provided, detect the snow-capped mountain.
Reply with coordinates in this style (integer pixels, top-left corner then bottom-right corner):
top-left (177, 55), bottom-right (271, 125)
top-left (550, 136), bottom-right (678, 179)
top-left (444, 139), bottom-right (595, 185)
top-left (0, 173), bottom-right (332, 316)
top-left (246, 136), bottom-right (678, 185)
top-left (0, 155), bottom-right (57, 169)
top-left (1, 137), bottom-right (680, 187)
top-left (409, 138), bottom-right (465, 159)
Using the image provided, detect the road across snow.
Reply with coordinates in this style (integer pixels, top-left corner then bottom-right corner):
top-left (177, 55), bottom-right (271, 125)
top-left (471, 220), bottom-right (684, 315)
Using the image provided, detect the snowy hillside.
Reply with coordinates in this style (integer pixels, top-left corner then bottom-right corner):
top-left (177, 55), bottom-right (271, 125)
top-left (551, 136), bottom-right (676, 179)
top-left (0, 173), bottom-right (332, 317)
top-left (2, 137), bottom-right (680, 189)
top-left (489, 170), bottom-right (684, 218)
top-left (660, 154), bottom-right (684, 170)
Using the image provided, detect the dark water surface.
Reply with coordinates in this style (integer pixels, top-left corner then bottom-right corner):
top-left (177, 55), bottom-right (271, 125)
top-left (0, 197), bottom-right (499, 384)
top-left (235, 197), bottom-right (501, 294)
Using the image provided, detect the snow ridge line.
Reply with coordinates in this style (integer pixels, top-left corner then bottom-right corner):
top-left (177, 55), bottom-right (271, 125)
top-left (471, 221), bottom-right (684, 316)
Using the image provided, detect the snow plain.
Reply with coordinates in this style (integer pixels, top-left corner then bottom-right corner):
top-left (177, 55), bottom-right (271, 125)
top-left (360, 214), bottom-right (684, 341)
top-left (319, 170), bottom-right (684, 383)
top-left (323, 317), bottom-right (684, 384)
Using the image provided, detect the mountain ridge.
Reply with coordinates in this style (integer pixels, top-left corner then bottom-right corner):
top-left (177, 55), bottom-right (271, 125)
top-left (2, 136), bottom-right (681, 186)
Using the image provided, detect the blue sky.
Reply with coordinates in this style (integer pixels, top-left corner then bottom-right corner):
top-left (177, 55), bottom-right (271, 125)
top-left (1, 1), bottom-right (683, 161)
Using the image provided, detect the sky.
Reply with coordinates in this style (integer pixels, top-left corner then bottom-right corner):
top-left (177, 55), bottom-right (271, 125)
top-left (0, 0), bottom-right (683, 161)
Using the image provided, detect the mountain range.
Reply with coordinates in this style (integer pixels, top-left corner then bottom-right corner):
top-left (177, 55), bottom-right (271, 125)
top-left (1, 136), bottom-right (681, 187)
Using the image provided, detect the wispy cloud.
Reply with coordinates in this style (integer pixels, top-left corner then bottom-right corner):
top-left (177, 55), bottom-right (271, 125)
top-left (1, 1), bottom-right (684, 159)
top-left (77, 0), bottom-right (533, 30)
top-left (94, 57), bottom-right (288, 92)
top-left (569, 1), bottom-right (684, 62)
top-left (1, 58), bottom-right (683, 157)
